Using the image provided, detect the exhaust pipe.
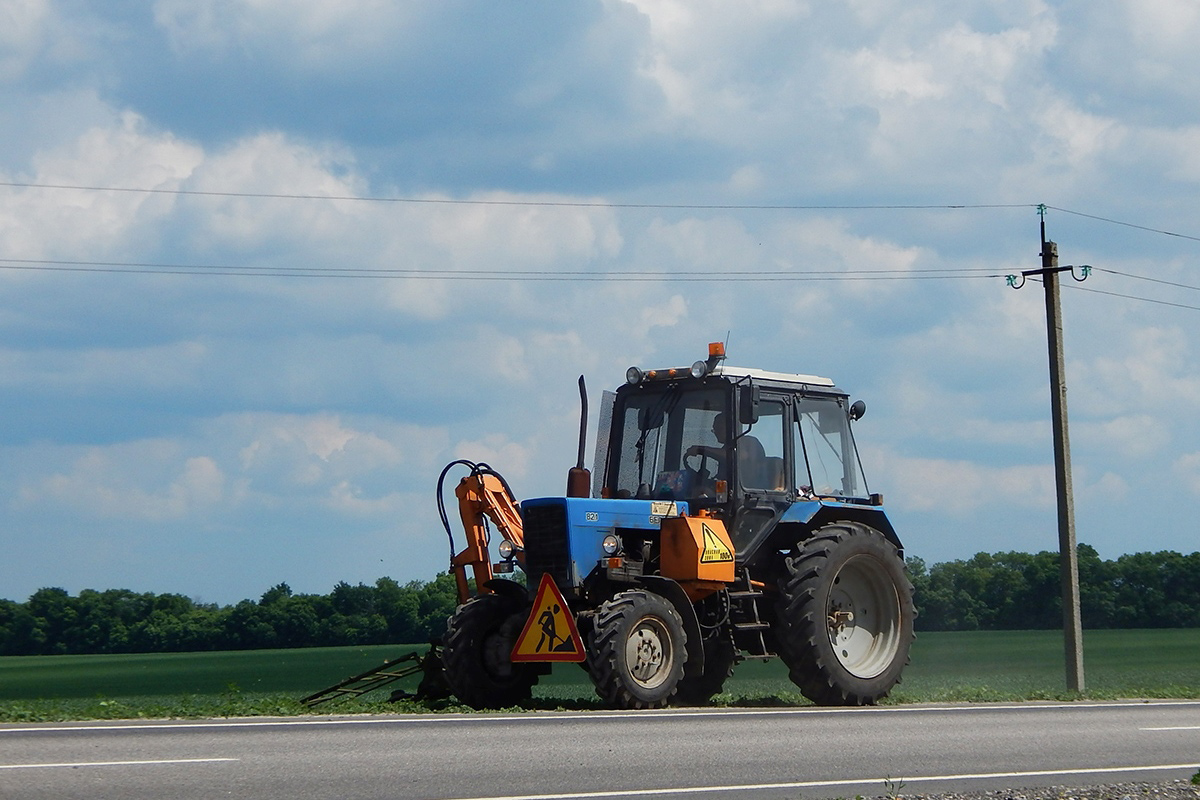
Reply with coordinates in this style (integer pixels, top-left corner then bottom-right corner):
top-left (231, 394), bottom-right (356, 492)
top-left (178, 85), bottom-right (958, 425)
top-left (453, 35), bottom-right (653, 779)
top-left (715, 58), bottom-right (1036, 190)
top-left (566, 375), bottom-right (590, 497)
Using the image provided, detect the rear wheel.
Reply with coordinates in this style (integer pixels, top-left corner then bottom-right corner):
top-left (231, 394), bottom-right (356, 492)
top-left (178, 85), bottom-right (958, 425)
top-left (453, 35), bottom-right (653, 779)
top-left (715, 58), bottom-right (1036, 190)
top-left (441, 593), bottom-right (538, 709)
top-left (775, 522), bottom-right (914, 705)
top-left (588, 590), bottom-right (687, 709)
top-left (673, 633), bottom-right (737, 705)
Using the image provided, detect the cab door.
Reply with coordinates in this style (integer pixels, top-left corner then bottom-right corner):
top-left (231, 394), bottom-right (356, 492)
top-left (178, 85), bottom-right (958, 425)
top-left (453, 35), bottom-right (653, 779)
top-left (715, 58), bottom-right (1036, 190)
top-left (730, 395), bottom-right (793, 559)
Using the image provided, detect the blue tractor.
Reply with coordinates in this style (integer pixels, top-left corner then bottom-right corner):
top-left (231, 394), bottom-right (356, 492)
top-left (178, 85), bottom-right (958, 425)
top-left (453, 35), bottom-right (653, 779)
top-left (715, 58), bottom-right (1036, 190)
top-left (438, 343), bottom-right (914, 709)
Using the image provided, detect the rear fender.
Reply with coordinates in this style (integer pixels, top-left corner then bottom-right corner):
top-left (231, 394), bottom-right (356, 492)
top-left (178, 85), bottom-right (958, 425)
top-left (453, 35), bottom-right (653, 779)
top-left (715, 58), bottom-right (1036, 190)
top-left (776, 501), bottom-right (903, 553)
top-left (633, 574), bottom-right (704, 679)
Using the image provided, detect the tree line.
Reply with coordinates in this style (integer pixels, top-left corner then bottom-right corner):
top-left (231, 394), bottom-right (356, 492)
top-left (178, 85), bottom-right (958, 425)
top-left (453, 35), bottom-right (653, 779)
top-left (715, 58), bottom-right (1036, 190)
top-left (1, 545), bottom-right (1197, 655)
top-left (909, 545), bottom-right (1200, 631)
top-left (0, 576), bottom-right (462, 657)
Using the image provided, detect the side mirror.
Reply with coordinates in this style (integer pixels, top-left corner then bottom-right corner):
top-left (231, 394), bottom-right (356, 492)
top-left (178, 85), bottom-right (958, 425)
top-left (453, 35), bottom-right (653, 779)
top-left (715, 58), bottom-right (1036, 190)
top-left (849, 399), bottom-right (867, 421)
top-left (739, 384), bottom-right (760, 425)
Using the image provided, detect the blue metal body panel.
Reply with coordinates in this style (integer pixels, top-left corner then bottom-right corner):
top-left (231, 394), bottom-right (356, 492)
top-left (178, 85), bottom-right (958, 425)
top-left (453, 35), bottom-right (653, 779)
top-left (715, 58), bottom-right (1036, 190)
top-left (778, 499), bottom-right (874, 524)
top-left (520, 496), bottom-right (691, 588)
top-left (778, 498), bottom-right (899, 550)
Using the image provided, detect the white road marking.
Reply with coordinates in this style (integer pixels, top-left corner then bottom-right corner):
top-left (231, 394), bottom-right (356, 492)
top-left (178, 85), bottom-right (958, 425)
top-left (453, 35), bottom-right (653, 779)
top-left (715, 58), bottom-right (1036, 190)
top-left (440, 763), bottom-right (1200, 800)
top-left (1142, 726), bottom-right (1200, 731)
top-left (1, 699), bottom-right (1198, 734)
top-left (0, 758), bottom-right (238, 771)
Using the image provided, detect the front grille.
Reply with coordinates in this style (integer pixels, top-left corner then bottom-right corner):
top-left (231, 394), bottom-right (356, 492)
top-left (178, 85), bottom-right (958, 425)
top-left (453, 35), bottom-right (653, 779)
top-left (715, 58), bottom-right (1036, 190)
top-left (522, 502), bottom-right (572, 590)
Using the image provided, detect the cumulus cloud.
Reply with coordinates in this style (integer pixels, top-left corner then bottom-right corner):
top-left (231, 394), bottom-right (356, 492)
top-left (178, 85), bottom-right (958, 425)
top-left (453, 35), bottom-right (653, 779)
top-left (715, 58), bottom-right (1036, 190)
top-left (0, 0), bottom-right (50, 80)
top-left (17, 444), bottom-right (225, 522)
top-left (6, 1), bottom-right (1200, 603)
top-left (11, 412), bottom-right (448, 523)
top-left (0, 111), bottom-right (202, 259)
top-left (152, 0), bottom-right (420, 62)
top-left (867, 447), bottom-right (1055, 515)
top-left (1174, 452), bottom-right (1200, 496)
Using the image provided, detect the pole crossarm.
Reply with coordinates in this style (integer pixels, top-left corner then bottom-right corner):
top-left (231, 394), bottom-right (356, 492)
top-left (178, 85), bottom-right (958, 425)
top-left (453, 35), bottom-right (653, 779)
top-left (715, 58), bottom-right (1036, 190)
top-left (1007, 265), bottom-right (1092, 289)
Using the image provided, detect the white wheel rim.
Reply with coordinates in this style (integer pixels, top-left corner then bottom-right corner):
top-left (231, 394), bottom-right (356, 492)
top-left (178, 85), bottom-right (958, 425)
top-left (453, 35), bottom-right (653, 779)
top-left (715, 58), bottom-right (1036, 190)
top-left (625, 616), bottom-right (673, 689)
top-left (827, 554), bottom-right (902, 679)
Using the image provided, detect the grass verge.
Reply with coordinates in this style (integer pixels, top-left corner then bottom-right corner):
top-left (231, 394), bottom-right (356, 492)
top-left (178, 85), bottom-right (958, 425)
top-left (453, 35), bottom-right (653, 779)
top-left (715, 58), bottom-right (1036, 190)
top-left (2, 629), bottom-right (1197, 722)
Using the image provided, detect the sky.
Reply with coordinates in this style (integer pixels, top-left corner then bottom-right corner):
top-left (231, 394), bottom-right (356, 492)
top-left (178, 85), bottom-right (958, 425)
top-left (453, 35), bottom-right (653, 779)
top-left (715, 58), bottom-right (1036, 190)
top-left (2, 0), bottom-right (1199, 606)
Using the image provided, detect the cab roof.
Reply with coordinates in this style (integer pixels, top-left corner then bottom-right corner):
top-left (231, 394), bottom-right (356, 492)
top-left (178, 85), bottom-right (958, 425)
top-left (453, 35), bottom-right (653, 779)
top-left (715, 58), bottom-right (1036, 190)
top-left (712, 364), bottom-right (835, 388)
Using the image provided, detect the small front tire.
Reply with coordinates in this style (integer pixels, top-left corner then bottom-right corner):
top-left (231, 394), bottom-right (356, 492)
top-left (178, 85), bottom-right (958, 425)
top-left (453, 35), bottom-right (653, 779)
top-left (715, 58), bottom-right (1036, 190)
top-left (588, 590), bottom-right (688, 709)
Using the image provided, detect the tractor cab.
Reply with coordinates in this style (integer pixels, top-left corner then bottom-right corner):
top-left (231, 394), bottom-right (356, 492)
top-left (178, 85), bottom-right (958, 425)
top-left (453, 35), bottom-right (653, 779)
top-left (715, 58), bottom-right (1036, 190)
top-left (604, 343), bottom-right (889, 566)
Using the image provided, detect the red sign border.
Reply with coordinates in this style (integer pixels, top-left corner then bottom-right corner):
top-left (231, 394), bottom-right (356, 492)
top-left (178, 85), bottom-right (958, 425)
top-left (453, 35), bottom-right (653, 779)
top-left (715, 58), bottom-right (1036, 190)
top-left (510, 573), bottom-right (586, 663)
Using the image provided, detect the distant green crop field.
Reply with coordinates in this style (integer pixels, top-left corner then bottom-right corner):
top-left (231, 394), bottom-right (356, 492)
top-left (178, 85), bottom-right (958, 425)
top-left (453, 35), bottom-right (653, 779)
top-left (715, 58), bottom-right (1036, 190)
top-left (531, 628), bottom-right (1200, 705)
top-left (1, 629), bottom-right (1197, 721)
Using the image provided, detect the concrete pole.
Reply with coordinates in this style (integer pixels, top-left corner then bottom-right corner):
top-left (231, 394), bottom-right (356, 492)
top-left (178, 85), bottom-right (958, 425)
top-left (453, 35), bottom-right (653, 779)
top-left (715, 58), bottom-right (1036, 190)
top-left (1041, 240), bottom-right (1086, 693)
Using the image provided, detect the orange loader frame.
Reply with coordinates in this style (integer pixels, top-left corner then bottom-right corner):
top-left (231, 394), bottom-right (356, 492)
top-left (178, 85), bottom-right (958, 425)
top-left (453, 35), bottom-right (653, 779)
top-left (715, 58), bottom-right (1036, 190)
top-left (440, 462), bottom-right (525, 605)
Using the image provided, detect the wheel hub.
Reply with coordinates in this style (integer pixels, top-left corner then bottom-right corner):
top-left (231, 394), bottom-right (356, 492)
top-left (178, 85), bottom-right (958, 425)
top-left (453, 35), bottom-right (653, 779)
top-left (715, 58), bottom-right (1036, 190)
top-left (827, 554), bottom-right (902, 679)
top-left (626, 618), bottom-right (671, 688)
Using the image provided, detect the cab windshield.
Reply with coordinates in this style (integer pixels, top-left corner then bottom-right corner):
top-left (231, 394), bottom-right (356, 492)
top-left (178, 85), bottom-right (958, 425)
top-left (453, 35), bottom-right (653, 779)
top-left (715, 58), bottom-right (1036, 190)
top-left (795, 397), bottom-right (868, 499)
top-left (610, 386), bottom-right (727, 501)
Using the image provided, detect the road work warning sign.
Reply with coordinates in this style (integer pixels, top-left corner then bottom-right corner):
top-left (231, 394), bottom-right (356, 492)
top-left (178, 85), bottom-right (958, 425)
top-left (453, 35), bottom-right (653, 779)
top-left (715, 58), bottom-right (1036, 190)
top-left (511, 573), bottom-right (586, 663)
top-left (700, 523), bottom-right (734, 563)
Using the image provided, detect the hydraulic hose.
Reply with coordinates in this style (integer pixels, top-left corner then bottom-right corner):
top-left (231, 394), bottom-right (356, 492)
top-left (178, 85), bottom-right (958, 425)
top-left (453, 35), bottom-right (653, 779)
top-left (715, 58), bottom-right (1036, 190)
top-left (435, 459), bottom-right (518, 567)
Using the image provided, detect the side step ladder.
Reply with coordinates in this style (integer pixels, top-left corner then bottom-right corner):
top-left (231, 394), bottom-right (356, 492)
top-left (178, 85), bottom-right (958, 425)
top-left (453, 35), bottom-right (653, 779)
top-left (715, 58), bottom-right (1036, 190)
top-left (301, 647), bottom-right (442, 707)
top-left (728, 570), bottom-right (777, 659)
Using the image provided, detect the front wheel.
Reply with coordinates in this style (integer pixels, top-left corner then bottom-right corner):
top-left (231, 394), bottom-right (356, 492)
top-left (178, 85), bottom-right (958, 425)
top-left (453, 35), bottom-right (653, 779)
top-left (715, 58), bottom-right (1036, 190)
top-left (588, 590), bottom-right (687, 709)
top-left (441, 593), bottom-right (539, 709)
top-left (775, 522), bottom-right (914, 705)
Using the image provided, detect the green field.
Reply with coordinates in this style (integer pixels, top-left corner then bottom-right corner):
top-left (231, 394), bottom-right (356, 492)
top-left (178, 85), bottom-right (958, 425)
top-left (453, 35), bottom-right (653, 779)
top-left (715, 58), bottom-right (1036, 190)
top-left (1, 629), bottom-right (1198, 722)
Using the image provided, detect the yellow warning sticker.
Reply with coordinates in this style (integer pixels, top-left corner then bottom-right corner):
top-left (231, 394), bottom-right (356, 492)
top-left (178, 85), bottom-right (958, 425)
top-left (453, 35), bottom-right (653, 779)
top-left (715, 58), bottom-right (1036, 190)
top-left (700, 523), bottom-right (734, 563)
top-left (511, 573), bottom-right (586, 663)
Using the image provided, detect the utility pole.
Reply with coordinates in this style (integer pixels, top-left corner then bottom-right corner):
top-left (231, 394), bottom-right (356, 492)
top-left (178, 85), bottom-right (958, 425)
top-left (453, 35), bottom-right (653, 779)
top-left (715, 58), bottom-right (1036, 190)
top-left (1009, 207), bottom-right (1086, 693)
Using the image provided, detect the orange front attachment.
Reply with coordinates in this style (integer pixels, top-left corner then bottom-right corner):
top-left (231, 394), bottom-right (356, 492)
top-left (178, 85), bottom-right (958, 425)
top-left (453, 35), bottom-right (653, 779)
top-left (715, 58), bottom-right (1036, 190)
top-left (660, 516), bottom-right (736, 584)
top-left (450, 472), bottom-right (525, 604)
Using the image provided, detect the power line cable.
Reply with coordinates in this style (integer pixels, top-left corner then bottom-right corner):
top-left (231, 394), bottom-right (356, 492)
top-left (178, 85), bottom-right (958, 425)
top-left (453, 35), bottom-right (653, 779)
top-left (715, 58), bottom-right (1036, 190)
top-left (1046, 206), bottom-right (1200, 244)
top-left (0, 181), bottom-right (1032, 211)
top-left (1093, 266), bottom-right (1200, 293)
top-left (1061, 281), bottom-right (1200, 312)
top-left (5, 181), bottom-right (1200, 243)
top-left (0, 257), bottom-right (1005, 282)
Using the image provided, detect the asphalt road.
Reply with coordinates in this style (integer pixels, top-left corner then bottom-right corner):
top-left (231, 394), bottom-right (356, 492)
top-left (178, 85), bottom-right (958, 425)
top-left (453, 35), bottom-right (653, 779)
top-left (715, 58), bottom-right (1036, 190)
top-left (1, 701), bottom-right (1198, 800)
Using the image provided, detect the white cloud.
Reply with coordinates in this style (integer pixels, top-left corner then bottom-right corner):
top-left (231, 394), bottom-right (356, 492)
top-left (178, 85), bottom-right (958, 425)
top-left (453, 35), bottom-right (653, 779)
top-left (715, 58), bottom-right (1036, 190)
top-left (7, 1), bottom-right (1200, 603)
top-left (152, 0), bottom-right (418, 64)
top-left (0, 0), bottom-right (49, 80)
top-left (1079, 470), bottom-right (1128, 504)
top-left (868, 447), bottom-right (1055, 514)
top-left (453, 435), bottom-right (532, 482)
top-left (17, 444), bottom-right (225, 522)
top-left (1074, 326), bottom-right (1200, 416)
top-left (0, 111), bottom-right (202, 260)
top-left (1076, 414), bottom-right (1168, 462)
top-left (621, 0), bottom-right (812, 120)
top-left (1174, 452), bottom-right (1200, 496)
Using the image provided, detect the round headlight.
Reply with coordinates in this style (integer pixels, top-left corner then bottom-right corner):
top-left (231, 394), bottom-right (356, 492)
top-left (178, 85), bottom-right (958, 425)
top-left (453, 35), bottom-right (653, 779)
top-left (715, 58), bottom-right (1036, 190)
top-left (690, 360), bottom-right (708, 379)
top-left (498, 539), bottom-right (516, 560)
top-left (601, 534), bottom-right (621, 555)
top-left (626, 366), bottom-right (644, 385)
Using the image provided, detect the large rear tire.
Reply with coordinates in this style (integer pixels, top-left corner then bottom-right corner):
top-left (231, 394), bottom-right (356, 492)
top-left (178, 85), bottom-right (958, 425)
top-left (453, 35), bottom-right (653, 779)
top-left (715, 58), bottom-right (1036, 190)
top-left (673, 633), bottom-right (737, 706)
top-left (775, 522), bottom-right (914, 705)
top-left (588, 590), bottom-right (687, 709)
top-left (441, 593), bottom-right (538, 709)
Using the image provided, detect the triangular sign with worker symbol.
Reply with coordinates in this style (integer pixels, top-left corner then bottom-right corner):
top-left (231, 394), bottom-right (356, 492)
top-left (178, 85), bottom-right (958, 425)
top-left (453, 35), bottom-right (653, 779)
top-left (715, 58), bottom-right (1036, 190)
top-left (511, 573), bottom-right (586, 663)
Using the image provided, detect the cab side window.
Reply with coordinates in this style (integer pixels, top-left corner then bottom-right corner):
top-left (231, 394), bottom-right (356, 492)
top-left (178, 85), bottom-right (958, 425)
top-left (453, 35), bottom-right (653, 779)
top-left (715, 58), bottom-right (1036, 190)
top-left (741, 400), bottom-right (786, 491)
